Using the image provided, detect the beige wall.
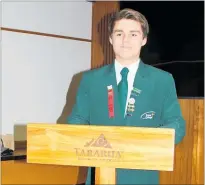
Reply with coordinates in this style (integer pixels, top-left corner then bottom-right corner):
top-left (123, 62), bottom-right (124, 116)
top-left (2, 2), bottom-right (92, 146)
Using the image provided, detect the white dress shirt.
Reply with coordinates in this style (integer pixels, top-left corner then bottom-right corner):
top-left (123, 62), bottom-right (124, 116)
top-left (114, 59), bottom-right (140, 115)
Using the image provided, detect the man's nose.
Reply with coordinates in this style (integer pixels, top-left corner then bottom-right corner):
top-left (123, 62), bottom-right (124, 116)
top-left (122, 34), bottom-right (129, 43)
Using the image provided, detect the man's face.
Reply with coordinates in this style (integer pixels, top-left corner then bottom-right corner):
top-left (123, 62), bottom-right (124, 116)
top-left (109, 19), bottom-right (147, 61)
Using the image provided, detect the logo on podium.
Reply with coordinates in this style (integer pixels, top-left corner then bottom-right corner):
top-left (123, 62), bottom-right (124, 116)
top-left (74, 134), bottom-right (123, 161)
top-left (84, 134), bottom-right (112, 148)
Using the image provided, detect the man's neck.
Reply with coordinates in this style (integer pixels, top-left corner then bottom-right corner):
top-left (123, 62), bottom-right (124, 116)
top-left (115, 57), bottom-right (140, 67)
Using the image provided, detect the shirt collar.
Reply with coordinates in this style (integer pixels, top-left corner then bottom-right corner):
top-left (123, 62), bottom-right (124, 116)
top-left (114, 58), bottom-right (140, 75)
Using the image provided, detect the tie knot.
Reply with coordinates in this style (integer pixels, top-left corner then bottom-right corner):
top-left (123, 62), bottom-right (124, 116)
top-left (120, 67), bottom-right (129, 80)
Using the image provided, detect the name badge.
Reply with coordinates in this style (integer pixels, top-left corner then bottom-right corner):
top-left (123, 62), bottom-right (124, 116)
top-left (107, 85), bottom-right (114, 118)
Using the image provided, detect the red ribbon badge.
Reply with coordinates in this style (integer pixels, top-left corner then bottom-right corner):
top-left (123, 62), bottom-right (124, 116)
top-left (108, 86), bottom-right (114, 118)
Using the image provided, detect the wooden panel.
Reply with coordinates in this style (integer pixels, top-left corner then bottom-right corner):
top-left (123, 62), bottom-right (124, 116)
top-left (1, 159), bottom-right (79, 184)
top-left (27, 124), bottom-right (175, 171)
top-left (160, 99), bottom-right (204, 184)
top-left (91, 1), bottom-right (119, 69)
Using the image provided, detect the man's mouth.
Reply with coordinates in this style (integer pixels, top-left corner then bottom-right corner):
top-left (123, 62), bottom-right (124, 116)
top-left (121, 46), bottom-right (131, 49)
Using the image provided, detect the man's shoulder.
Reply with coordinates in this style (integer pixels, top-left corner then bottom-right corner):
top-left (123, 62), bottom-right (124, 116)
top-left (145, 63), bottom-right (172, 79)
top-left (144, 63), bottom-right (175, 89)
top-left (143, 64), bottom-right (176, 95)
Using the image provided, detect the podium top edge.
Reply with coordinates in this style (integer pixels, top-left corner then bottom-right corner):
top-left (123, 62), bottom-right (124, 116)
top-left (27, 123), bottom-right (175, 133)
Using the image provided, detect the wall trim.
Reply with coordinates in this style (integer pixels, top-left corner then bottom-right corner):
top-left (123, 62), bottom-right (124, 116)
top-left (1, 27), bottom-right (92, 42)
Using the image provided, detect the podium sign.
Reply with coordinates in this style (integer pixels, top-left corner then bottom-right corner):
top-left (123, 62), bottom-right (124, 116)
top-left (27, 123), bottom-right (175, 184)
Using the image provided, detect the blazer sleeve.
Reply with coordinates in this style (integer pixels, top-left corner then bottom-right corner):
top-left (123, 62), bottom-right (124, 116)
top-left (160, 74), bottom-right (186, 145)
top-left (67, 73), bottom-right (90, 125)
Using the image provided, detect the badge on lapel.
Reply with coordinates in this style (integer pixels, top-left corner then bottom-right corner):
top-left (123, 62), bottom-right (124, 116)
top-left (126, 97), bottom-right (136, 117)
top-left (127, 98), bottom-right (135, 112)
top-left (126, 87), bottom-right (141, 117)
top-left (131, 87), bottom-right (142, 97)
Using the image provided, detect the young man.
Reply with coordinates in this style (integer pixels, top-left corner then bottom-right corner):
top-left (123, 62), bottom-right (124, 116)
top-left (67, 8), bottom-right (185, 184)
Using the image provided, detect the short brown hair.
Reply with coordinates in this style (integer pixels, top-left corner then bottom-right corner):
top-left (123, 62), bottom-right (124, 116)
top-left (108, 8), bottom-right (149, 38)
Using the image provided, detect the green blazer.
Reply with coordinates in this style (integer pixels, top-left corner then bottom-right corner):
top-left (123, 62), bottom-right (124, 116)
top-left (67, 60), bottom-right (185, 184)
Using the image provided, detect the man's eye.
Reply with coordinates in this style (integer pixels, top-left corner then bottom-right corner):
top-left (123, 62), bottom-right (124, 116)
top-left (132, 34), bottom-right (137, 36)
top-left (116, 33), bottom-right (122, 36)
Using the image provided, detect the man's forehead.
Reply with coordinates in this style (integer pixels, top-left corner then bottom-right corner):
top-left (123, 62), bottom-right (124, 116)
top-left (113, 19), bottom-right (142, 32)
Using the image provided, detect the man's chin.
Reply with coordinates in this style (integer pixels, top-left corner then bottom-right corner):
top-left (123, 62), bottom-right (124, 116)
top-left (119, 54), bottom-right (137, 60)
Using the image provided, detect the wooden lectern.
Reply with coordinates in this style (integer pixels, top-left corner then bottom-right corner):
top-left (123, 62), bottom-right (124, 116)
top-left (27, 123), bottom-right (175, 184)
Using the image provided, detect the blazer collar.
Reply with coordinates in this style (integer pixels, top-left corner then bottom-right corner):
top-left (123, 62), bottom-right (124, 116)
top-left (105, 59), bottom-right (149, 77)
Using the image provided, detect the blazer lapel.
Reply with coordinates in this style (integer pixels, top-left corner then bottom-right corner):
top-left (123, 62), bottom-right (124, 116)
top-left (125, 60), bottom-right (154, 125)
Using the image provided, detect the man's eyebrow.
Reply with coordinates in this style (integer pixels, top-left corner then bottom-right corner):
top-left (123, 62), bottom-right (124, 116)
top-left (130, 30), bottom-right (141, 33)
top-left (113, 29), bottom-right (123, 32)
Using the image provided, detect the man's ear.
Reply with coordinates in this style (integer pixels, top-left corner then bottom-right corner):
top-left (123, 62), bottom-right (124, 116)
top-left (141, 37), bottom-right (147, 46)
top-left (109, 37), bottom-right (113, 45)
